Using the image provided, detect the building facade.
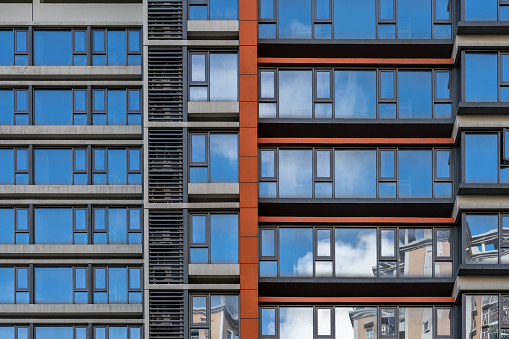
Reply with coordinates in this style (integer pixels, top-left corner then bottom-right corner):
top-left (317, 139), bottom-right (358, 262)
top-left (0, 0), bottom-right (507, 338)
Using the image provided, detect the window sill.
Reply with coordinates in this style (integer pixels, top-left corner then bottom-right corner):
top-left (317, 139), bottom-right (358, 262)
top-left (188, 264), bottom-right (240, 277)
top-left (187, 101), bottom-right (239, 119)
top-left (0, 304), bottom-right (142, 316)
top-left (0, 244), bottom-right (142, 258)
top-left (0, 185), bottom-right (142, 199)
top-left (187, 20), bottom-right (239, 38)
top-left (0, 125), bottom-right (141, 140)
top-left (0, 66), bottom-right (142, 80)
top-left (188, 183), bottom-right (239, 199)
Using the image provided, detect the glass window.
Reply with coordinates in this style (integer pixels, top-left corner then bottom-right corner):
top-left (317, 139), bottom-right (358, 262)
top-left (0, 209), bottom-right (15, 244)
top-left (334, 0), bottom-right (376, 39)
top-left (398, 308), bottom-right (433, 338)
top-left (261, 308), bottom-right (276, 335)
top-left (108, 90), bottom-right (127, 125)
top-left (336, 307), bottom-right (377, 338)
top-left (335, 71), bottom-right (376, 118)
top-left (398, 150), bottom-right (432, 198)
top-left (210, 0), bottom-right (238, 19)
top-left (335, 228), bottom-right (377, 277)
top-left (280, 307), bottom-right (313, 337)
top-left (209, 53), bottom-right (238, 101)
top-left (465, 53), bottom-right (498, 102)
top-left (210, 214), bottom-right (238, 263)
top-left (279, 71), bottom-right (312, 118)
top-left (0, 267), bottom-right (14, 303)
top-left (34, 90), bottom-right (73, 125)
top-left (108, 149), bottom-right (127, 184)
top-left (0, 90), bottom-right (14, 124)
top-left (466, 215), bottom-right (499, 264)
top-left (279, 228), bottom-right (313, 277)
top-left (398, 71), bottom-right (432, 119)
top-left (398, 229), bottom-right (433, 277)
top-left (278, 0), bottom-right (312, 39)
top-left (34, 31), bottom-right (73, 66)
top-left (278, 150), bottom-right (312, 198)
top-left (35, 208), bottom-right (73, 244)
top-left (108, 267), bottom-right (127, 303)
top-left (0, 30), bottom-right (14, 66)
top-left (465, 0), bottom-right (497, 20)
top-left (34, 149), bottom-right (73, 185)
top-left (209, 134), bottom-right (239, 183)
top-left (0, 149), bottom-right (14, 184)
top-left (35, 267), bottom-right (73, 303)
top-left (465, 134), bottom-right (498, 183)
top-left (335, 150), bottom-right (376, 198)
top-left (398, 0), bottom-right (431, 39)
top-left (36, 327), bottom-right (74, 339)
top-left (466, 295), bottom-right (499, 339)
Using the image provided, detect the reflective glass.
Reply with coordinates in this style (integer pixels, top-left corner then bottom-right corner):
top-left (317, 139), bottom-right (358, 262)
top-left (315, 103), bottom-right (332, 118)
top-left (465, 134), bottom-right (498, 183)
top-left (0, 209), bottom-right (14, 243)
top-left (434, 24), bottom-right (451, 39)
top-left (466, 295), bottom-right (499, 339)
top-left (210, 214), bottom-right (238, 263)
top-left (95, 268), bottom-right (106, 289)
top-left (74, 31), bottom-right (85, 52)
top-left (434, 261), bottom-right (452, 277)
top-left (436, 308), bottom-right (451, 336)
top-left (436, 72), bottom-right (450, 99)
top-left (261, 229), bottom-right (275, 256)
top-left (280, 308), bottom-right (313, 338)
top-left (316, 150), bottom-right (331, 178)
top-left (93, 30), bottom-right (105, 52)
top-left (129, 90), bottom-right (140, 111)
top-left (261, 151), bottom-right (275, 177)
top-left (259, 103), bottom-right (277, 118)
top-left (0, 267), bottom-right (14, 303)
top-left (75, 90), bottom-right (86, 112)
top-left (190, 248), bottom-right (208, 264)
top-left (109, 327), bottom-right (127, 339)
top-left (34, 90), bottom-right (73, 125)
top-left (95, 328), bottom-right (106, 339)
top-left (279, 0), bottom-right (312, 39)
top-left (192, 215), bottom-right (206, 243)
top-left (398, 0), bottom-right (431, 39)
top-left (335, 228), bottom-right (377, 277)
top-left (189, 5), bottom-right (207, 20)
top-left (381, 229), bottom-right (395, 257)
top-left (380, 150), bottom-right (395, 178)
top-left (336, 307), bottom-right (377, 338)
top-left (34, 31), bottom-right (72, 66)
top-left (260, 261), bottom-right (277, 277)
top-left (465, 53), bottom-right (498, 102)
top-left (192, 296), bottom-right (207, 325)
top-left (16, 149), bottom-right (26, 171)
top-left (334, 0), bottom-right (375, 38)
top-left (279, 150), bottom-right (312, 198)
top-left (398, 229), bottom-right (432, 277)
top-left (316, 72), bottom-right (330, 99)
top-left (211, 295), bottom-right (239, 338)
top-left (317, 308), bottom-right (331, 336)
top-left (94, 90), bottom-right (105, 112)
top-left (210, 0), bottom-right (237, 20)
top-left (260, 0), bottom-right (274, 19)
top-left (0, 31), bottom-right (14, 65)
top-left (436, 0), bottom-right (449, 19)
top-left (380, 72), bottom-right (394, 99)
top-left (335, 150), bottom-right (376, 198)
top-left (130, 328), bottom-right (141, 339)
top-left (398, 71), bottom-right (432, 118)
top-left (210, 53), bottom-right (238, 101)
top-left (107, 31), bottom-right (127, 66)
top-left (109, 267), bottom-right (128, 303)
top-left (15, 31), bottom-right (26, 52)
top-left (210, 134), bottom-right (238, 182)
top-left (398, 150), bottom-right (432, 198)
top-left (108, 90), bottom-right (127, 125)
top-left (189, 87), bottom-right (207, 102)
top-left (35, 208), bottom-right (73, 244)
top-left (36, 327), bottom-right (73, 339)
top-left (260, 72), bottom-right (275, 99)
top-left (0, 327), bottom-right (14, 339)
top-left (465, 0), bottom-right (497, 20)
top-left (128, 30), bottom-right (140, 52)
top-left (466, 215), bottom-right (499, 264)
top-left (261, 309), bottom-right (276, 335)
top-left (190, 167), bottom-right (208, 183)
top-left (16, 90), bottom-right (27, 111)
top-left (109, 209), bottom-right (127, 244)
top-left (280, 228), bottom-right (313, 277)
top-left (381, 308), bottom-right (396, 336)
top-left (398, 308), bottom-right (433, 338)
top-left (35, 267), bottom-right (73, 303)
top-left (191, 55), bottom-right (206, 82)
top-left (279, 71), bottom-right (312, 118)
top-left (380, 0), bottom-right (393, 19)
top-left (108, 149), bottom-right (127, 184)
top-left (191, 135), bottom-right (206, 163)
top-left (259, 24), bottom-right (277, 39)
top-left (335, 71), bottom-right (376, 118)
top-left (436, 150), bottom-right (450, 178)
top-left (436, 230), bottom-right (451, 257)
top-left (0, 149), bottom-right (14, 184)
top-left (0, 90), bottom-right (14, 124)
top-left (17, 328), bottom-right (27, 339)
top-left (35, 149), bottom-right (73, 185)
top-left (379, 24), bottom-right (396, 39)
top-left (503, 216), bottom-right (509, 246)
top-left (317, 230), bottom-right (331, 256)
top-left (316, 0), bottom-right (329, 18)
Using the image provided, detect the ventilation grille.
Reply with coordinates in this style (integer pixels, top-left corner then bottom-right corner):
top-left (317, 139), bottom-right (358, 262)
top-left (147, 0), bottom-right (183, 40)
top-left (148, 48), bottom-right (184, 121)
top-left (149, 291), bottom-right (184, 339)
top-left (148, 129), bottom-right (184, 203)
top-left (149, 210), bottom-right (184, 283)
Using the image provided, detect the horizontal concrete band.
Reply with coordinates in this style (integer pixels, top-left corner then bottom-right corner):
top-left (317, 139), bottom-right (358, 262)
top-left (188, 264), bottom-right (240, 276)
top-left (0, 259), bottom-right (143, 264)
top-left (187, 20), bottom-right (239, 37)
top-left (0, 304), bottom-right (142, 317)
top-left (0, 318), bottom-right (143, 325)
top-left (0, 66), bottom-right (141, 80)
top-left (148, 284), bottom-right (240, 290)
top-left (0, 81), bottom-right (143, 86)
top-left (188, 183), bottom-right (240, 196)
top-left (453, 195), bottom-right (509, 219)
top-left (0, 199), bottom-right (143, 205)
top-left (0, 126), bottom-right (142, 140)
top-left (146, 40), bottom-right (239, 47)
top-left (452, 115), bottom-right (509, 140)
top-left (188, 102), bottom-right (240, 116)
top-left (0, 245), bottom-right (142, 258)
top-left (452, 35), bottom-right (509, 61)
top-left (145, 202), bottom-right (240, 209)
top-left (453, 276), bottom-right (509, 299)
top-left (146, 122), bottom-right (239, 128)
top-left (0, 185), bottom-right (142, 199)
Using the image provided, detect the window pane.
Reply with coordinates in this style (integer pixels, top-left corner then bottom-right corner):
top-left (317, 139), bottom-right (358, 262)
top-left (466, 215), bottom-right (499, 264)
top-left (279, 150), bottom-right (313, 198)
top-left (336, 307), bottom-right (377, 338)
top-left (211, 214), bottom-right (238, 263)
top-left (109, 267), bottom-right (128, 303)
top-left (95, 268), bottom-right (106, 289)
top-left (0, 267), bottom-right (14, 303)
top-left (0, 31), bottom-right (13, 65)
top-left (74, 31), bottom-right (85, 52)
top-left (210, 53), bottom-right (238, 101)
top-left (335, 71), bottom-right (376, 118)
top-left (380, 72), bottom-right (394, 99)
top-left (108, 149), bottom-right (127, 184)
top-left (191, 215), bottom-right (206, 243)
top-left (108, 90), bottom-right (127, 125)
top-left (210, 134), bottom-right (238, 182)
top-left (465, 134), bottom-right (498, 183)
top-left (317, 230), bottom-right (331, 257)
top-left (191, 135), bottom-right (206, 163)
top-left (130, 268), bottom-right (141, 289)
top-left (210, 0), bottom-right (237, 19)
top-left (316, 72), bottom-right (331, 99)
top-left (436, 72), bottom-right (450, 99)
top-left (398, 150), bottom-right (432, 198)
top-left (109, 209), bottom-right (127, 244)
top-left (261, 309), bottom-right (276, 335)
top-left (398, 0), bottom-right (431, 39)
top-left (34, 90), bottom-right (73, 125)
top-left (465, 0), bottom-right (497, 20)
top-left (34, 149), bottom-right (73, 185)
top-left (380, 150), bottom-right (395, 178)
top-left (260, 72), bottom-right (275, 99)
top-left (35, 267), bottom-right (73, 303)
top-left (0, 327), bottom-right (14, 339)
top-left (108, 327), bottom-right (127, 339)
top-left (335, 150), bottom-right (376, 198)
top-left (334, 0), bottom-right (375, 38)
top-left (279, 0), bottom-right (312, 39)
top-left (191, 55), bottom-right (206, 82)
top-left (261, 229), bottom-right (275, 257)
top-left (335, 228), bottom-right (377, 277)
top-left (260, 0), bottom-right (274, 19)
top-left (380, 0), bottom-right (393, 19)
top-left (129, 90), bottom-right (140, 111)
top-left (436, 230), bottom-right (451, 257)
top-left (398, 71), bottom-right (432, 119)
top-left (280, 228), bottom-right (313, 277)
top-left (398, 308), bottom-right (432, 338)
top-left (436, 150), bottom-right (451, 178)
top-left (381, 229), bottom-right (395, 257)
top-left (107, 31), bottom-right (127, 66)
top-left (128, 30), bottom-right (140, 52)
top-left (317, 308), bottom-right (331, 335)
top-left (36, 327), bottom-right (73, 339)
top-left (35, 208), bottom-right (73, 244)
top-left (436, 308), bottom-right (451, 336)
top-left (279, 70), bottom-right (312, 118)
top-left (466, 295), bottom-right (499, 339)
top-left (34, 31), bottom-right (72, 66)
top-left (94, 90), bottom-right (105, 111)
top-left (316, 151), bottom-right (331, 177)
top-left (75, 90), bottom-right (86, 112)
top-left (192, 296), bottom-right (207, 325)
top-left (465, 53), bottom-right (498, 102)
top-left (280, 308), bottom-right (313, 337)
top-left (261, 150), bottom-right (275, 177)
top-left (0, 149), bottom-right (14, 184)
top-left (0, 90), bottom-right (14, 124)
top-left (0, 209), bottom-right (14, 244)
top-left (398, 229), bottom-right (432, 277)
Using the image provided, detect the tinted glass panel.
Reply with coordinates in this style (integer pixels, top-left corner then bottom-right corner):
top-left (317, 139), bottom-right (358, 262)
top-left (398, 308), bottom-right (433, 338)
top-left (109, 267), bottom-right (127, 303)
top-left (279, 0), bottom-right (312, 38)
top-left (35, 208), bottom-right (73, 244)
top-left (0, 149), bottom-right (14, 184)
top-left (335, 228), bottom-right (377, 277)
top-left (109, 209), bottom-right (127, 244)
top-left (280, 307), bottom-right (313, 338)
top-left (210, 214), bottom-right (239, 263)
top-left (261, 151), bottom-right (275, 177)
top-left (334, 0), bottom-right (375, 38)
top-left (210, 53), bottom-right (238, 101)
top-left (465, 0), bottom-right (497, 20)
top-left (210, 134), bottom-right (238, 182)
top-left (210, 0), bottom-right (237, 19)
top-left (336, 307), bottom-right (377, 337)
top-left (0, 209), bottom-right (14, 244)
top-left (280, 228), bottom-right (313, 277)
top-left (0, 327), bottom-right (14, 339)
top-left (398, 71), bottom-right (432, 119)
top-left (261, 229), bottom-right (275, 257)
top-left (335, 71), bottom-right (376, 118)
top-left (466, 295), bottom-right (499, 339)
top-left (0, 267), bottom-right (14, 303)
top-left (107, 31), bottom-right (127, 66)
top-left (191, 55), bottom-right (206, 82)
top-left (335, 150), bottom-right (376, 198)
top-left (36, 327), bottom-right (73, 339)
top-left (34, 90), bottom-right (73, 125)
top-left (398, 150), bottom-right (432, 198)
top-left (108, 149), bottom-right (127, 184)
top-left (34, 149), bottom-right (73, 185)
top-left (465, 134), bottom-right (498, 183)
top-left (108, 90), bottom-right (127, 125)
top-left (466, 215), bottom-right (499, 264)
top-left (210, 295), bottom-right (239, 338)
top-left (35, 267), bottom-right (73, 303)
top-left (398, 0), bottom-right (431, 38)
top-left (399, 229), bottom-right (432, 277)
top-left (0, 90), bottom-right (14, 124)
top-left (279, 71), bottom-right (312, 118)
top-left (465, 53), bottom-right (498, 102)
top-left (279, 150), bottom-right (312, 198)
top-left (34, 31), bottom-right (72, 66)
top-left (261, 309), bottom-right (276, 335)
top-left (0, 31), bottom-right (13, 65)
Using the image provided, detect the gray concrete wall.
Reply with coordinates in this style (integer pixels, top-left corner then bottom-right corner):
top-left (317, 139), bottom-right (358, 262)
top-left (0, 185), bottom-right (142, 199)
top-left (0, 125), bottom-right (141, 140)
top-left (188, 264), bottom-right (240, 276)
top-left (0, 245), bottom-right (142, 258)
top-left (0, 304), bottom-right (142, 317)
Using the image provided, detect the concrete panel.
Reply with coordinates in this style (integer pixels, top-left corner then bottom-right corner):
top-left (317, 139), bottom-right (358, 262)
top-left (149, 283), bottom-right (240, 290)
top-left (188, 264), bottom-right (240, 276)
top-left (0, 66), bottom-right (141, 80)
top-left (0, 259), bottom-right (143, 264)
top-left (0, 245), bottom-right (142, 258)
top-left (452, 276), bottom-right (509, 299)
top-left (146, 122), bottom-right (239, 128)
top-left (33, 1), bottom-right (142, 23)
top-left (0, 139), bottom-right (142, 146)
top-left (452, 35), bottom-right (509, 61)
top-left (146, 202), bottom-right (240, 209)
top-left (0, 199), bottom-right (142, 205)
top-left (0, 304), bottom-right (142, 317)
top-left (147, 39), bottom-right (239, 47)
top-left (0, 81), bottom-right (143, 86)
top-left (453, 195), bottom-right (509, 220)
top-left (452, 115), bottom-right (509, 140)
top-left (0, 125), bottom-right (142, 140)
top-left (188, 102), bottom-right (240, 118)
top-left (0, 318), bottom-right (143, 325)
top-left (188, 183), bottom-right (240, 198)
top-left (0, 185), bottom-right (142, 199)
top-left (0, 3), bottom-right (32, 22)
top-left (187, 20), bottom-right (239, 38)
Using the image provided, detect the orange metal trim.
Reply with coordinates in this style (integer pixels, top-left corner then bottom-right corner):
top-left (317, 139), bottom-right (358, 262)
top-left (258, 138), bottom-right (455, 146)
top-left (258, 217), bottom-right (455, 225)
top-left (258, 297), bottom-right (456, 304)
top-left (258, 57), bottom-right (454, 67)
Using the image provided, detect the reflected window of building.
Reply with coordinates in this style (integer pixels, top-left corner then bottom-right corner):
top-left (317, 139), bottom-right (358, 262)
top-left (190, 294), bottom-right (239, 339)
top-left (464, 213), bottom-right (509, 264)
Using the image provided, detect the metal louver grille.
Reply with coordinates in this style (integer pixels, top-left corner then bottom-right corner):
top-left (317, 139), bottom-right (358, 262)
top-left (148, 129), bottom-right (184, 203)
top-left (148, 48), bottom-right (183, 121)
top-left (148, 0), bottom-right (183, 39)
top-left (149, 210), bottom-right (184, 283)
top-left (149, 291), bottom-right (184, 339)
